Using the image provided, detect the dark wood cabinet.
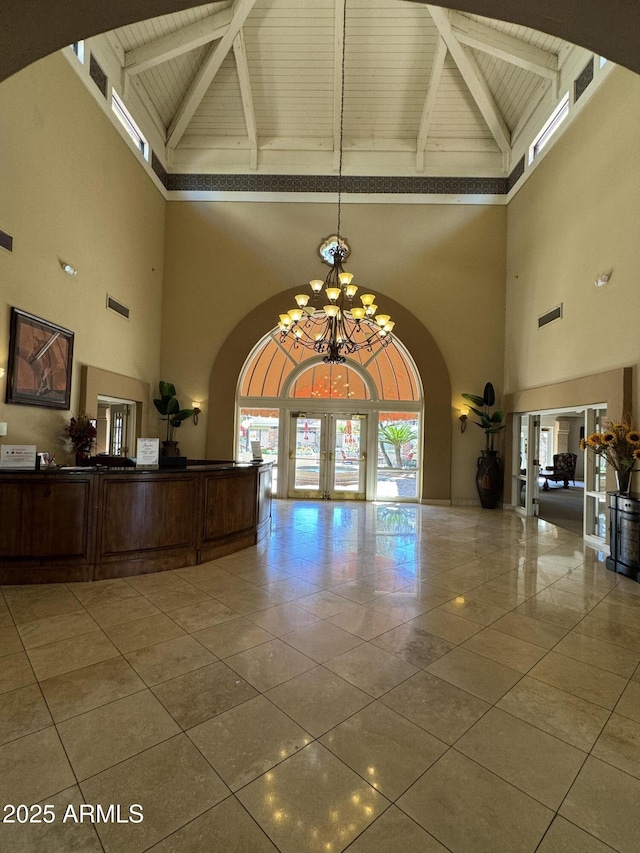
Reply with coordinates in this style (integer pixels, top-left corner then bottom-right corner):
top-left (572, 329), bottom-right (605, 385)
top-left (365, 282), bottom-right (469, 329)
top-left (606, 492), bottom-right (640, 581)
top-left (0, 463), bottom-right (271, 583)
top-left (95, 473), bottom-right (201, 580)
top-left (0, 473), bottom-right (96, 582)
top-left (200, 469), bottom-right (257, 562)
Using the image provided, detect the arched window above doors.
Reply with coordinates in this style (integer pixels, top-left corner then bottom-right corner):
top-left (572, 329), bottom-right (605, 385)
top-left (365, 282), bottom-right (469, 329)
top-left (237, 328), bottom-right (423, 501)
top-left (288, 363), bottom-right (371, 400)
top-left (240, 329), bottom-right (421, 402)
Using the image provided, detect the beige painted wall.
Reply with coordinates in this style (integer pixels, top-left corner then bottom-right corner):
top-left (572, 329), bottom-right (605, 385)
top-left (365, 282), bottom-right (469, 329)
top-left (506, 66), bottom-right (640, 416)
top-left (163, 201), bottom-right (506, 501)
top-left (0, 53), bottom-right (165, 461)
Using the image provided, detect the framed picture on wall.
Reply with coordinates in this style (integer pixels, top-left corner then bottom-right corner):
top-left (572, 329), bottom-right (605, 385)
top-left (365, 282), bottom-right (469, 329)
top-left (5, 308), bottom-right (74, 409)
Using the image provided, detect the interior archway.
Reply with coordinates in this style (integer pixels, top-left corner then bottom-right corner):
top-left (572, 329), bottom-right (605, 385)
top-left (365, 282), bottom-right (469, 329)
top-left (2, 1), bottom-right (640, 83)
top-left (236, 328), bottom-right (423, 500)
top-left (208, 286), bottom-right (451, 502)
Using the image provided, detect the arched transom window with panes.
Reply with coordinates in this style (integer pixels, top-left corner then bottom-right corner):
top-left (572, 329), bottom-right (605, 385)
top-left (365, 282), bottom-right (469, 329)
top-left (237, 328), bottom-right (423, 501)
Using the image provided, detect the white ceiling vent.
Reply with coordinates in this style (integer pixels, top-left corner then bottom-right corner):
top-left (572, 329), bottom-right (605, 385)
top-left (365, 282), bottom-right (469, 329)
top-left (106, 294), bottom-right (130, 319)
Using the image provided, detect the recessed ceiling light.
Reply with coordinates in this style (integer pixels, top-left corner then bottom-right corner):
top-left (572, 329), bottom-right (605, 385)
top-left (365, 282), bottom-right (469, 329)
top-left (60, 261), bottom-right (77, 276)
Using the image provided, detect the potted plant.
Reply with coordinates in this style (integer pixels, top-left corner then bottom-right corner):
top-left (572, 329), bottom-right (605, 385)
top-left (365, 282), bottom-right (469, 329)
top-left (462, 382), bottom-right (506, 508)
top-left (65, 413), bottom-right (97, 465)
top-left (153, 381), bottom-right (197, 457)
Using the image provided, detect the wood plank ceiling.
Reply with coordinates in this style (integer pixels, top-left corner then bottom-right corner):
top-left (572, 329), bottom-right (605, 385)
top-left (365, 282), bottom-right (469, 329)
top-left (111, 0), bottom-right (569, 175)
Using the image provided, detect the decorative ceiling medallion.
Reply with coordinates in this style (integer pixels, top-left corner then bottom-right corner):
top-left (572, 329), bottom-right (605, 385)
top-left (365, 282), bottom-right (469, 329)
top-left (319, 234), bottom-right (350, 266)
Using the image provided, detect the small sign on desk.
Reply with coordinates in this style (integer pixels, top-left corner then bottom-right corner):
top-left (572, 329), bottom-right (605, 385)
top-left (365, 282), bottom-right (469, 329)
top-left (1, 444), bottom-right (37, 468)
top-left (250, 440), bottom-right (263, 461)
top-left (136, 438), bottom-right (160, 468)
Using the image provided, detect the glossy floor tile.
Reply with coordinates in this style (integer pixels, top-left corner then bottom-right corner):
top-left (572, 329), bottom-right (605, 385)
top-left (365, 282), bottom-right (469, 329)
top-left (454, 707), bottom-right (585, 809)
top-left (1, 498), bottom-right (639, 852)
top-left (319, 701), bottom-right (447, 799)
top-left (188, 695), bottom-right (311, 790)
top-left (265, 665), bottom-right (371, 737)
top-left (237, 743), bottom-right (389, 853)
top-left (0, 785), bottom-right (103, 853)
top-left (398, 748), bottom-right (554, 853)
top-left (57, 690), bottom-right (180, 780)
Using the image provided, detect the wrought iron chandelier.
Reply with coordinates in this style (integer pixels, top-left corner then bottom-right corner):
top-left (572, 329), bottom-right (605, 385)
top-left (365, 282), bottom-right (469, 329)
top-left (276, 1), bottom-right (394, 365)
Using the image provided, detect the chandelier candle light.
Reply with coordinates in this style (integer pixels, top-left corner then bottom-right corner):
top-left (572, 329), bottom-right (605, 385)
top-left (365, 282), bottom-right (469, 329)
top-left (276, 0), bottom-right (394, 365)
top-left (277, 245), bottom-right (394, 365)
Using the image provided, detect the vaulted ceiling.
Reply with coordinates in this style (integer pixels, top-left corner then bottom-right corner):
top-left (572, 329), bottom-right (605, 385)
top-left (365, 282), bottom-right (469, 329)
top-left (101, 0), bottom-right (576, 176)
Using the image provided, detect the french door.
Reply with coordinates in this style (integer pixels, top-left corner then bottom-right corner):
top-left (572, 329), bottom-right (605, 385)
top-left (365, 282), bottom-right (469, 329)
top-left (288, 412), bottom-right (367, 500)
top-left (108, 402), bottom-right (134, 456)
top-left (513, 413), bottom-right (540, 517)
top-left (584, 406), bottom-right (608, 542)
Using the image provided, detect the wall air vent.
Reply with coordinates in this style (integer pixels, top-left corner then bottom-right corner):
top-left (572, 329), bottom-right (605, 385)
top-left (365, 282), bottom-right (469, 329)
top-left (574, 57), bottom-right (594, 102)
top-left (90, 54), bottom-right (107, 98)
top-left (106, 295), bottom-right (130, 319)
top-left (0, 229), bottom-right (13, 252)
top-left (538, 304), bottom-right (563, 328)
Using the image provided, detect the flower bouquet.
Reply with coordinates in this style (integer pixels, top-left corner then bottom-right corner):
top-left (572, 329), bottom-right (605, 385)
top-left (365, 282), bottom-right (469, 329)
top-left (580, 418), bottom-right (640, 494)
top-left (65, 413), bottom-right (97, 463)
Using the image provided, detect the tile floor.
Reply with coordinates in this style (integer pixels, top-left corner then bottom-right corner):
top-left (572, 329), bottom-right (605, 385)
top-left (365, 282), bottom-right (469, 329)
top-left (1, 500), bottom-right (640, 852)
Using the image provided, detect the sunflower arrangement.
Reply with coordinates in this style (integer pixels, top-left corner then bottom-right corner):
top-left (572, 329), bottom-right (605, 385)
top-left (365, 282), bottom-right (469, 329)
top-left (580, 418), bottom-right (640, 474)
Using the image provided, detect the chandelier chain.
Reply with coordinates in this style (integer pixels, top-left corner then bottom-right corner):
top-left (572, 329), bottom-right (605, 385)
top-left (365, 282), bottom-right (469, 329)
top-left (336, 0), bottom-right (347, 242)
top-left (275, 0), bottom-right (394, 365)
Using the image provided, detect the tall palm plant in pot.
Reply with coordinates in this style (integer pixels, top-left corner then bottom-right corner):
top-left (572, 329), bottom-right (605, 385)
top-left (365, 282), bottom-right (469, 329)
top-left (462, 382), bottom-right (506, 508)
top-left (154, 381), bottom-right (197, 457)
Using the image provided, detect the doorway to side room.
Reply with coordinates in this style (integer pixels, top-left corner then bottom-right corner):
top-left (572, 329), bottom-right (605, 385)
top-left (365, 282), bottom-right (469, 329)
top-left (513, 405), bottom-right (607, 546)
top-left (96, 395), bottom-right (137, 457)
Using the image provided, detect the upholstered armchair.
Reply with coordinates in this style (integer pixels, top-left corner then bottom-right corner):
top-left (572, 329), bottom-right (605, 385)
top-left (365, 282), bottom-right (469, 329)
top-left (542, 452), bottom-right (577, 490)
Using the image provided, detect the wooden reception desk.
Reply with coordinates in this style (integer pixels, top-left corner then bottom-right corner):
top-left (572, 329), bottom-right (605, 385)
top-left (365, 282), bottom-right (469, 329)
top-left (0, 462), bottom-right (272, 584)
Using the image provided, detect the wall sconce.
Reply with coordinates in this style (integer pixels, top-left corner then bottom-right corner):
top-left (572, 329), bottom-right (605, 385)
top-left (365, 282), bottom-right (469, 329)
top-left (191, 402), bottom-right (202, 426)
top-left (0, 367), bottom-right (5, 378)
top-left (60, 260), bottom-right (77, 276)
top-left (459, 406), bottom-right (469, 433)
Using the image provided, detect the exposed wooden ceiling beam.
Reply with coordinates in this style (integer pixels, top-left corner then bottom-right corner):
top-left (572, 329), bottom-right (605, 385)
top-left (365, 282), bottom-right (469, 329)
top-left (177, 135), bottom-right (498, 153)
top-left (127, 73), bottom-right (169, 142)
top-left (511, 75), bottom-right (549, 141)
top-left (166, 0), bottom-right (257, 149)
top-left (233, 29), bottom-right (258, 170)
top-left (333, 0), bottom-right (346, 172)
top-left (449, 10), bottom-right (558, 79)
top-left (427, 5), bottom-right (511, 154)
top-left (124, 7), bottom-right (232, 75)
top-left (416, 36), bottom-right (447, 172)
